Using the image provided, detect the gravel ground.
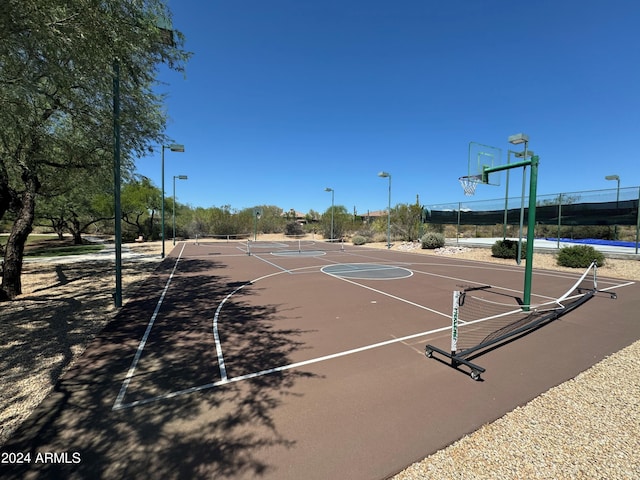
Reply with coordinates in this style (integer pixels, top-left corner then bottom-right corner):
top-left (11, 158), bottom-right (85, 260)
top-left (392, 340), bottom-right (640, 480)
top-left (0, 242), bottom-right (163, 446)
top-left (1, 238), bottom-right (639, 479)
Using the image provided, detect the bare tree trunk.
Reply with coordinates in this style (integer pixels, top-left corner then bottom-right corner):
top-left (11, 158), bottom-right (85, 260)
top-left (69, 214), bottom-right (83, 245)
top-left (148, 210), bottom-right (156, 240)
top-left (0, 162), bottom-right (12, 223)
top-left (0, 176), bottom-right (37, 301)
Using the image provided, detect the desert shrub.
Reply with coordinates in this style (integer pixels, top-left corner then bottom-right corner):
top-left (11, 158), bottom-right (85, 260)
top-left (557, 245), bottom-right (605, 268)
top-left (491, 239), bottom-right (526, 259)
top-left (284, 222), bottom-right (304, 236)
top-left (372, 232), bottom-right (388, 243)
top-left (421, 232), bottom-right (445, 249)
top-left (351, 235), bottom-right (367, 245)
top-left (353, 229), bottom-right (374, 242)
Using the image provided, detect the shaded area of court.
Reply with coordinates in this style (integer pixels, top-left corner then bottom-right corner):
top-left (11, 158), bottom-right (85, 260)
top-left (3, 240), bottom-right (639, 480)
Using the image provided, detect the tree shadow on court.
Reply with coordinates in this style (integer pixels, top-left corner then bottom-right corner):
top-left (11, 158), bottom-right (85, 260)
top-left (2, 257), bottom-right (319, 479)
top-left (0, 259), bottom-right (167, 445)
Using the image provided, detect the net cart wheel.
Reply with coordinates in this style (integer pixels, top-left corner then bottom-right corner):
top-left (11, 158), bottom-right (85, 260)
top-left (425, 347), bottom-right (433, 358)
top-left (470, 370), bottom-right (482, 381)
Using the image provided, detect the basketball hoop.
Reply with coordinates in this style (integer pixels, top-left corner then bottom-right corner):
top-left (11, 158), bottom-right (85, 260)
top-left (459, 175), bottom-right (482, 196)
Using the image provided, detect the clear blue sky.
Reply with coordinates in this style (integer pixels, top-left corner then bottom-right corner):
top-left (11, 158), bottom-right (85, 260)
top-left (136, 0), bottom-right (639, 214)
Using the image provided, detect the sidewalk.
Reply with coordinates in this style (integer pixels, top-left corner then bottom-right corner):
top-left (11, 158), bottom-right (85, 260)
top-left (23, 242), bottom-right (163, 265)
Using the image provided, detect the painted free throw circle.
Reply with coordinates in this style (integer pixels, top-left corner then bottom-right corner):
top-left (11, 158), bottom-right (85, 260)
top-left (321, 263), bottom-right (413, 280)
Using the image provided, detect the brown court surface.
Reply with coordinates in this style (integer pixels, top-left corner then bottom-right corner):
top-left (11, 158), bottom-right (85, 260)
top-left (2, 240), bottom-right (639, 479)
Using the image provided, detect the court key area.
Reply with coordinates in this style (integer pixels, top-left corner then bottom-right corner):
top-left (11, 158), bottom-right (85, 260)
top-left (4, 239), bottom-right (639, 479)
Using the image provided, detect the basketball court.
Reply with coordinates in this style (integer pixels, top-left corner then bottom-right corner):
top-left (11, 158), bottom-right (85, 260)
top-left (3, 238), bottom-right (638, 479)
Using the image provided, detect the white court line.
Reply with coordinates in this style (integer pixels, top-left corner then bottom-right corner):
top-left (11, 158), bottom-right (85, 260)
top-left (212, 269), bottom-right (302, 383)
top-left (115, 247), bottom-right (635, 410)
top-left (325, 264), bottom-right (406, 274)
top-left (410, 268), bottom-right (559, 302)
top-left (112, 243), bottom-right (186, 411)
top-left (321, 270), bottom-right (450, 318)
top-left (250, 253), bottom-right (293, 273)
top-left (113, 323), bottom-right (453, 410)
top-left (602, 281), bottom-right (634, 290)
top-left (213, 283), bottom-right (250, 382)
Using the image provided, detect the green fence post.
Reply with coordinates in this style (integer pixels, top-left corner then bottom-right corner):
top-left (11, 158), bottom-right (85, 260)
top-left (636, 187), bottom-right (640, 254)
top-left (457, 203), bottom-right (461, 245)
top-left (557, 193), bottom-right (563, 249)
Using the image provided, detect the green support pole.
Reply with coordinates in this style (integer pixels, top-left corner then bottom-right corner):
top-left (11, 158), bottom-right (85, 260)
top-left (161, 146), bottom-right (165, 258)
top-left (522, 155), bottom-right (539, 311)
top-left (386, 176), bottom-right (391, 248)
top-left (113, 61), bottom-right (122, 308)
top-left (254, 212), bottom-right (258, 241)
top-left (635, 187), bottom-right (640, 255)
top-left (482, 155), bottom-right (540, 311)
top-left (503, 151), bottom-right (511, 240)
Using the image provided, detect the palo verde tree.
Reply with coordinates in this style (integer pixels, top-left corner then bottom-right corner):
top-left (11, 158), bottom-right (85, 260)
top-left (35, 162), bottom-right (114, 243)
top-left (393, 202), bottom-right (425, 242)
top-left (121, 176), bottom-right (162, 241)
top-left (320, 205), bottom-right (350, 240)
top-left (0, 0), bottom-right (189, 300)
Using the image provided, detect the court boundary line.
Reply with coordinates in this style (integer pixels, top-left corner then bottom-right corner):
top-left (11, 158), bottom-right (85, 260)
top-left (115, 280), bottom-right (634, 411)
top-left (112, 243), bottom-right (186, 411)
top-left (114, 243), bottom-right (636, 411)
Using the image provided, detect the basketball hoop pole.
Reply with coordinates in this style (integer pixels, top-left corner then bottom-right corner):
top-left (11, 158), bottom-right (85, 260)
top-left (482, 155), bottom-right (540, 311)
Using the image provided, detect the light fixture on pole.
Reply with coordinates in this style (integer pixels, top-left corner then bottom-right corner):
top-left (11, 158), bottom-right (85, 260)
top-left (161, 143), bottom-right (184, 258)
top-left (325, 187), bottom-right (334, 242)
top-left (507, 133), bottom-right (529, 145)
top-left (605, 174), bottom-right (620, 240)
top-left (378, 171), bottom-right (392, 249)
top-left (253, 207), bottom-right (262, 241)
top-left (172, 175), bottom-right (188, 245)
top-left (605, 174), bottom-right (620, 195)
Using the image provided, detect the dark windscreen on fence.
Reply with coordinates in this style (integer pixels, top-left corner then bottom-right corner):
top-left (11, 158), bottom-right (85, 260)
top-left (425, 187), bottom-right (639, 226)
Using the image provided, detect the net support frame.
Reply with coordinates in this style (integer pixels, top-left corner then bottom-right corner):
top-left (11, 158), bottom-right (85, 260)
top-left (425, 261), bottom-right (614, 380)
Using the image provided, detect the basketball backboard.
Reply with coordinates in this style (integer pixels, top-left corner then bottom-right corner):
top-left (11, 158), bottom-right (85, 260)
top-left (467, 142), bottom-right (502, 187)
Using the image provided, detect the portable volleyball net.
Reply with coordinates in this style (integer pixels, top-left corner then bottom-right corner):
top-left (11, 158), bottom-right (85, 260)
top-left (425, 260), bottom-right (616, 381)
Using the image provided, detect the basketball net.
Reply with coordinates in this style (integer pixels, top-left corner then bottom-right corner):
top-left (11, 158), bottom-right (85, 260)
top-left (458, 175), bottom-right (482, 196)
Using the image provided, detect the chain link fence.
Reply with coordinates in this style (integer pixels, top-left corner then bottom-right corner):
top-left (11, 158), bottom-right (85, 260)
top-left (425, 186), bottom-right (640, 252)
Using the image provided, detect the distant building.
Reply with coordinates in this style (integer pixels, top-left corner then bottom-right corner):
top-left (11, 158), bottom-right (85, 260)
top-left (281, 210), bottom-right (308, 224)
top-left (360, 210), bottom-right (387, 223)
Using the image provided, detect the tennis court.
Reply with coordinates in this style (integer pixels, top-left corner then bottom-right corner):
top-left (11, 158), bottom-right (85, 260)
top-left (4, 239), bottom-right (639, 479)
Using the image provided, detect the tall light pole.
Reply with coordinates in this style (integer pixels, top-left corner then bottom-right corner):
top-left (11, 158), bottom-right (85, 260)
top-left (325, 187), bottom-right (334, 242)
top-left (112, 16), bottom-right (177, 306)
top-left (173, 175), bottom-right (188, 245)
top-left (605, 174), bottom-right (620, 240)
top-left (113, 61), bottom-right (122, 307)
top-left (161, 143), bottom-right (184, 258)
top-left (378, 171), bottom-right (391, 248)
top-left (508, 133), bottom-right (529, 265)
